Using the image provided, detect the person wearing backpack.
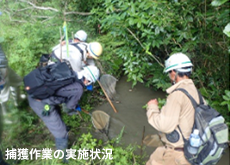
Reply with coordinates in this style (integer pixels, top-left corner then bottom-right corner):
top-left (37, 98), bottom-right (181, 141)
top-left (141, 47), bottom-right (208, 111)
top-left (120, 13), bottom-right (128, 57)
top-left (51, 29), bottom-right (103, 72)
top-left (27, 65), bottom-right (100, 161)
top-left (146, 53), bottom-right (197, 165)
top-left (52, 29), bottom-right (88, 49)
top-left (50, 40), bottom-right (102, 73)
top-left (71, 30), bottom-right (101, 67)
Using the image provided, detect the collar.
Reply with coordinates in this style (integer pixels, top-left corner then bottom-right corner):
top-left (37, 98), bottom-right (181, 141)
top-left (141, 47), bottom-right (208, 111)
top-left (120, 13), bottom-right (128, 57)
top-left (166, 79), bottom-right (194, 94)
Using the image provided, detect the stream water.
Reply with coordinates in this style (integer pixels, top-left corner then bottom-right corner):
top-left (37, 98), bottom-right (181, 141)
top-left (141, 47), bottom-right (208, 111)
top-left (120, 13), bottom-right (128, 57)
top-left (93, 76), bottom-right (229, 164)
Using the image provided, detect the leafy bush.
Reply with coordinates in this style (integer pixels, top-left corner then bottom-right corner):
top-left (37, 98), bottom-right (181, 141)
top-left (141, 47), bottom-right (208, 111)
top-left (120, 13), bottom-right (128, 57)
top-left (89, 0), bottom-right (230, 124)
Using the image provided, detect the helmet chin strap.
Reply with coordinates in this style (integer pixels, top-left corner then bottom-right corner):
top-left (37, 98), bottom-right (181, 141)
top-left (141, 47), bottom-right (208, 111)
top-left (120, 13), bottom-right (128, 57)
top-left (172, 71), bottom-right (178, 85)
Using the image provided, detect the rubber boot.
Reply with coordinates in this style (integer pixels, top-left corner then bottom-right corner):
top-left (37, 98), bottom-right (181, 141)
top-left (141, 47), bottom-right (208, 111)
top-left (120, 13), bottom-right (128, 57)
top-left (0, 150), bottom-right (9, 165)
top-left (55, 137), bottom-right (68, 163)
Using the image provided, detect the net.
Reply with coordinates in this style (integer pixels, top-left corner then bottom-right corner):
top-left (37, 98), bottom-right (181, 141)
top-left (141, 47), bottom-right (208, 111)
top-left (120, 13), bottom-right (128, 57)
top-left (91, 110), bottom-right (110, 135)
top-left (99, 74), bottom-right (118, 100)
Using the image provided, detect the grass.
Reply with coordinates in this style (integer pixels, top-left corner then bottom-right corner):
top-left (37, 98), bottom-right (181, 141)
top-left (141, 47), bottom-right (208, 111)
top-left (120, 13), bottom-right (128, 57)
top-left (1, 93), bottom-right (147, 165)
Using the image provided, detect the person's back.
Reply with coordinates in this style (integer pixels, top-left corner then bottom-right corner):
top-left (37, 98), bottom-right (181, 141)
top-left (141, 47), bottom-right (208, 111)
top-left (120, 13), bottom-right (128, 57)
top-left (26, 65), bottom-right (100, 164)
top-left (159, 78), bottom-right (199, 148)
top-left (51, 29), bottom-right (103, 72)
top-left (53, 43), bottom-right (88, 72)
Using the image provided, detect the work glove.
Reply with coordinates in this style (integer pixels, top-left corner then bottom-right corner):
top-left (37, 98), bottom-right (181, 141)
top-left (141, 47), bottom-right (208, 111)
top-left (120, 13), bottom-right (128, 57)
top-left (86, 84), bottom-right (93, 91)
top-left (0, 84), bottom-right (4, 90)
top-left (75, 105), bottom-right (81, 112)
top-left (67, 105), bottom-right (81, 116)
top-left (0, 79), bottom-right (5, 91)
top-left (42, 104), bottom-right (50, 116)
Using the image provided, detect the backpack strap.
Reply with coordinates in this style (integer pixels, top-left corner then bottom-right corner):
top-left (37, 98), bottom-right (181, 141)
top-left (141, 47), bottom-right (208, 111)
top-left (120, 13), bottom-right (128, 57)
top-left (175, 88), bottom-right (199, 109)
top-left (71, 43), bottom-right (85, 61)
top-left (175, 88), bottom-right (208, 143)
top-left (174, 88), bottom-right (200, 141)
top-left (50, 51), bottom-right (61, 63)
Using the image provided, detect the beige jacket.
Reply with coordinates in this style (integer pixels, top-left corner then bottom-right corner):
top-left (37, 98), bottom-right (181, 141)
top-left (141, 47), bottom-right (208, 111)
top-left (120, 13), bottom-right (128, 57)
top-left (146, 79), bottom-right (200, 148)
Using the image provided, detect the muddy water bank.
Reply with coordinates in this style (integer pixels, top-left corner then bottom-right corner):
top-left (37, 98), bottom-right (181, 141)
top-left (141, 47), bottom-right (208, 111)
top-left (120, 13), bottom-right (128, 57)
top-left (94, 76), bottom-right (165, 161)
top-left (93, 76), bottom-right (229, 164)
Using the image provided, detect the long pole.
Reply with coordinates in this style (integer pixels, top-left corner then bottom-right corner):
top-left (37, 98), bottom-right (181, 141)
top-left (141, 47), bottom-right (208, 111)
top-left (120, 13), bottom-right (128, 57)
top-left (59, 27), bottom-right (63, 61)
top-left (97, 80), bottom-right (118, 113)
top-left (63, 21), bottom-right (69, 57)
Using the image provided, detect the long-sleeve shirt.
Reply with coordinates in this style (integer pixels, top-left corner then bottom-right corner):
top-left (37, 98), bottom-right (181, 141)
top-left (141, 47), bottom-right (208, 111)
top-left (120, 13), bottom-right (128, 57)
top-left (52, 43), bottom-right (92, 72)
top-left (146, 79), bottom-right (200, 148)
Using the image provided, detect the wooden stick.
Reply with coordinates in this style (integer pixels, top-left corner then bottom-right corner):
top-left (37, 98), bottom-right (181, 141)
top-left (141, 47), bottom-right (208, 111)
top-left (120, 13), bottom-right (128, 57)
top-left (97, 80), bottom-right (118, 113)
top-left (81, 109), bottom-right (90, 115)
top-left (140, 126), bottom-right (145, 157)
top-left (77, 111), bottom-right (83, 120)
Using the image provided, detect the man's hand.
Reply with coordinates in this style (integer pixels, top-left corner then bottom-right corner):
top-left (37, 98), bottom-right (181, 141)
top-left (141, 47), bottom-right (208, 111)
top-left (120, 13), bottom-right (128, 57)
top-left (61, 41), bottom-right (66, 46)
top-left (86, 84), bottom-right (93, 91)
top-left (147, 99), bottom-right (158, 106)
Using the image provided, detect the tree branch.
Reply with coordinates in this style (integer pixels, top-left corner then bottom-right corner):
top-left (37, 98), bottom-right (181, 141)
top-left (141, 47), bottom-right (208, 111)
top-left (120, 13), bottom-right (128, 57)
top-left (3, 0), bottom-right (93, 23)
top-left (126, 27), bottom-right (164, 67)
top-left (19, 0), bottom-right (59, 12)
top-left (64, 11), bottom-right (91, 16)
top-left (5, 10), bottom-right (28, 23)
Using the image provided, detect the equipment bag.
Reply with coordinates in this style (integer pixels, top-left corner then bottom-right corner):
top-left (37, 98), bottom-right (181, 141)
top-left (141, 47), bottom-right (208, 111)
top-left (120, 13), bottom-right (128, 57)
top-left (175, 88), bottom-right (229, 165)
top-left (37, 53), bottom-right (50, 68)
top-left (24, 61), bottom-right (77, 100)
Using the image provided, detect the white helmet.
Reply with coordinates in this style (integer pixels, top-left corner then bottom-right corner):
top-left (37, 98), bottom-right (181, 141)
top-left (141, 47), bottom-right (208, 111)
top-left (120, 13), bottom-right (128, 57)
top-left (74, 30), bottom-right (87, 42)
top-left (87, 42), bottom-right (103, 59)
top-left (78, 65), bottom-right (100, 85)
top-left (164, 53), bottom-right (193, 73)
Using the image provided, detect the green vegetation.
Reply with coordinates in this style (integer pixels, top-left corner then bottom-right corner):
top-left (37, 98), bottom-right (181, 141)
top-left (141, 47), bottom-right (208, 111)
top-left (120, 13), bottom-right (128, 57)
top-left (0, 0), bottom-right (229, 164)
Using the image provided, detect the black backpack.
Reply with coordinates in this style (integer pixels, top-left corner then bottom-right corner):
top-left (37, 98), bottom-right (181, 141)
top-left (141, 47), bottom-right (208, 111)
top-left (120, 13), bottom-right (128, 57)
top-left (175, 88), bottom-right (229, 165)
top-left (23, 61), bottom-right (77, 100)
